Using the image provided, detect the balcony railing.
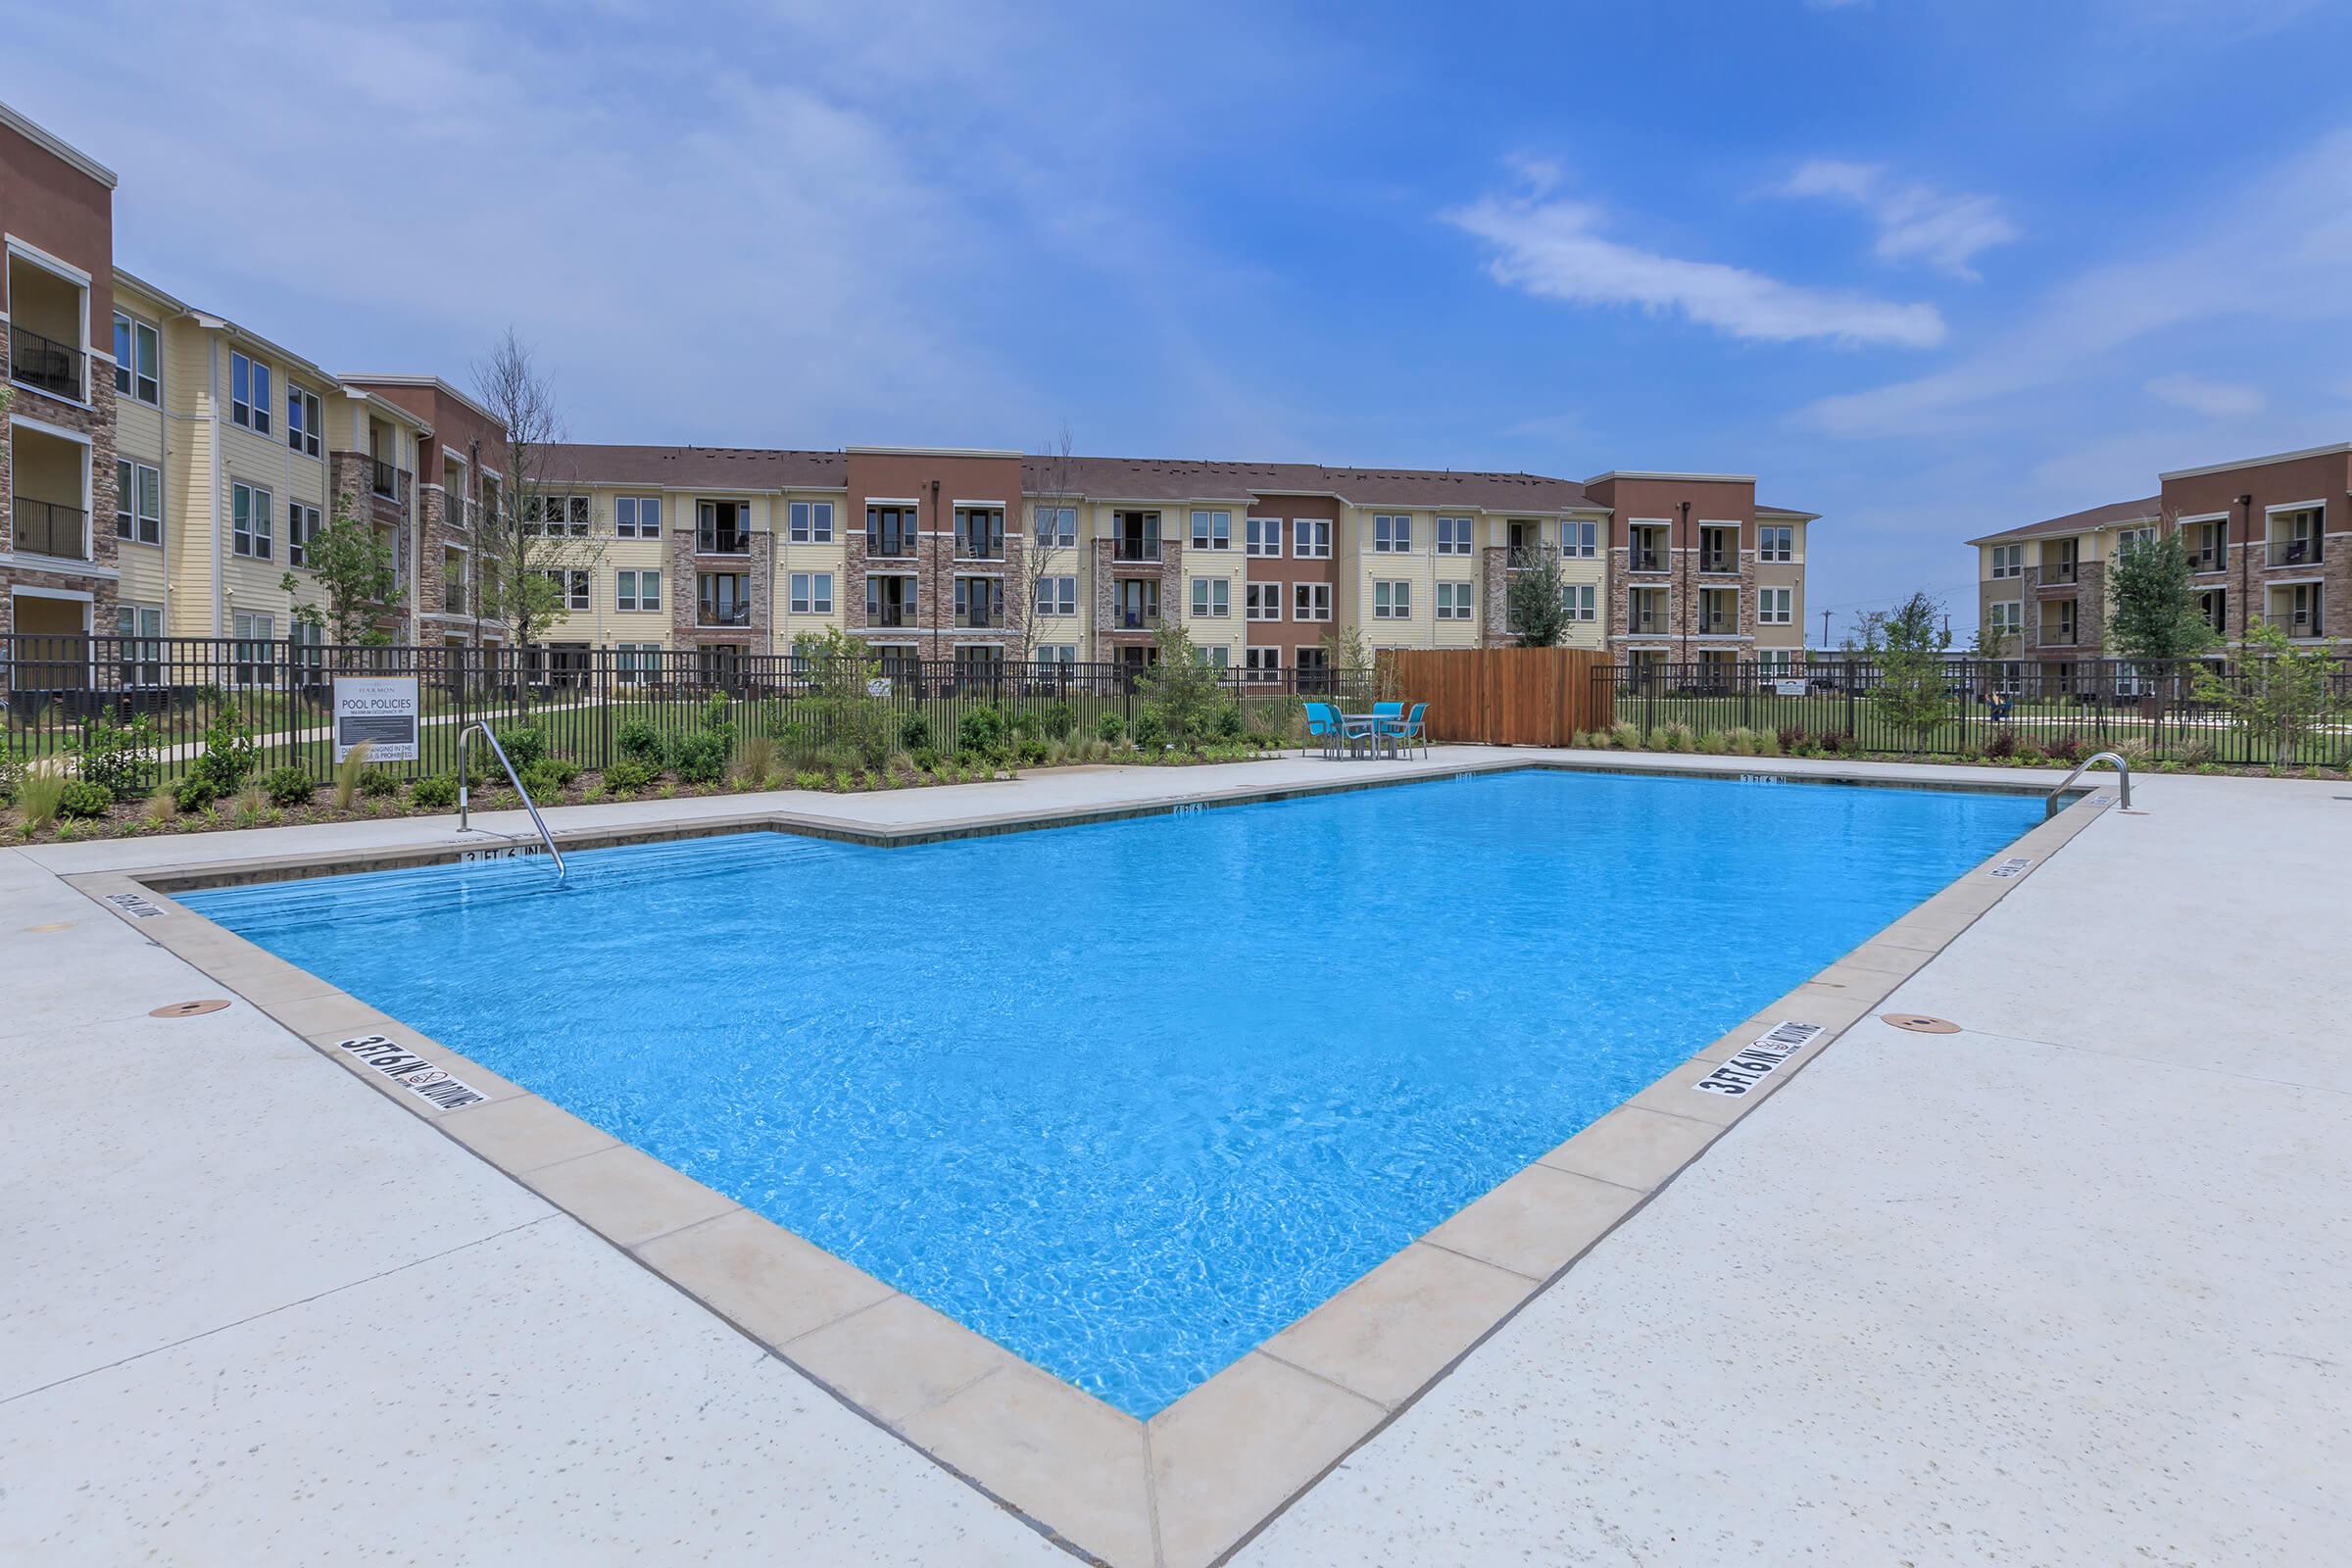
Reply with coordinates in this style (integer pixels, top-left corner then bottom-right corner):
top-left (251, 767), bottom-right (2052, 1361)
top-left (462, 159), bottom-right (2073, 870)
top-left (442, 580), bottom-right (467, 614)
top-left (1112, 537), bottom-right (1162, 563)
top-left (954, 604), bottom-right (1003, 629)
top-left (1698, 551), bottom-right (1735, 574)
top-left (369, 459), bottom-right (405, 500)
top-left (696, 528), bottom-right (752, 555)
top-left (2046, 561), bottom-right (2078, 584)
top-left (2042, 625), bottom-right (2079, 647)
top-left (867, 603), bottom-right (913, 628)
top-left (2265, 610), bottom-right (2325, 638)
top-left (1696, 611), bottom-right (1735, 634)
top-left (865, 532), bottom-right (919, 559)
top-left (2192, 548), bottom-right (2225, 572)
top-left (2268, 537), bottom-right (2324, 568)
top-left (1109, 605), bottom-right (1161, 630)
top-left (1627, 609), bottom-right (1666, 634)
top-left (698, 602), bottom-right (753, 628)
top-left (8, 324), bottom-right (81, 401)
top-left (955, 534), bottom-right (1006, 561)
top-left (1629, 548), bottom-right (1665, 572)
top-left (11, 496), bottom-right (89, 562)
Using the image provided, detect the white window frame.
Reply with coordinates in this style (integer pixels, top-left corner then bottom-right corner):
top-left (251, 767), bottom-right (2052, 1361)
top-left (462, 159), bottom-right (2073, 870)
top-left (1373, 579), bottom-right (1412, 619)
top-left (1033, 505), bottom-right (1077, 549)
top-left (1758, 586), bottom-right (1793, 625)
top-left (1191, 576), bottom-right (1231, 617)
top-left (1435, 515), bottom-right (1474, 556)
top-left (231, 481), bottom-right (273, 559)
top-left (544, 568), bottom-right (590, 611)
top-left (788, 500), bottom-right (836, 543)
top-left (615, 495), bottom-right (664, 539)
top-left (1560, 518), bottom-right (1597, 559)
top-left (1372, 514), bottom-right (1412, 553)
top-left (287, 384), bottom-right (322, 458)
top-left (1293, 518), bottom-right (1332, 559)
top-left (286, 500), bottom-right (320, 567)
top-left (1246, 516), bottom-right (1284, 557)
top-left (790, 570), bottom-right (835, 615)
top-left (1293, 582), bottom-right (1333, 621)
top-left (229, 352), bottom-right (273, 434)
top-left (114, 311), bottom-right (161, 405)
top-left (1989, 543), bottom-right (2023, 578)
top-left (1245, 582), bottom-right (1283, 621)
top-left (1758, 524), bottom-right (1793, 563)
top-left (115, 459), bottom-right (164, 547)
top-left (1191, 510), bottom-right (1232, 551)
top-left (1035, 575), bottom-right (1077, 618)
top-left (1562, 582), bottom-right (1596, 621)
top-left (1436, 580), bottom-right (1474, 619)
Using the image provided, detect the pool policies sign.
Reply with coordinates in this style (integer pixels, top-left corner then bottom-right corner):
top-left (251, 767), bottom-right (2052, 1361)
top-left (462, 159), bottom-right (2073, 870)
top-left (333, 675), bottom-right (420, 762)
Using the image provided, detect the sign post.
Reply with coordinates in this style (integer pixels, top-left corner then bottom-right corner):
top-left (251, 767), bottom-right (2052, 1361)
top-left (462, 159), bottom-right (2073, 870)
top-left (333, 675), bottom-right (420, 762)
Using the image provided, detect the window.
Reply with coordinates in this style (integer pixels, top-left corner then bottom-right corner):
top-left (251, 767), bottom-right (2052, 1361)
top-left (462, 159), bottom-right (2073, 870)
top-left (866, 505), bottom-right (918, 558)
top-left (1988, 601), bottom-right (2022, 638)
top-left (1246, 516), bottom-right (1284, 557)
top-left (616, 644), bottom-right (664, 684)
top-left (954, 576), bottom-right (1004, 627)
top-left (543, 569), bottom-right (590, 611)
top-left (118, 605), bottom-right (164, 686)
top-left (1293, 518), bottom-right (1332, 559)
top-left (1758, 525), bottom-right (1794, 563)
top-left (290, 620), bottom-right (324, 679)
top-left (1245, 582), bottom-right (1283, 620)
top-left (1373, 580), bottom-right (1412, 618)
top-left (1295, 646), bottom-right (1330, 690)
top-left (867, 574), bottom-right (916, 626)
top-left (2117, 525), bottom-right (2156, 554)
top-left (1989, 543), bottom-right (2023, 578)
top-left (954, 506), bottom-right (1005, 559)
top-left (1435, 515), bottom-right (1474, 556)
top-left (1037, 644), bottom-right (1077, 664)
top-left (115, 460), bottom-right (163, 546)
top-left (286, 502), bottom-right (320, 567)
top-left (1293, 583), bottom-right (1333, 621)
top-left (1194, 643), bottom-right (1231, 669)
top-left (113, 312), bottom-right (160, 405)
top-left (1756, 649), bottom-right (1795, 675)
top-left (616, 569), bottom-right (662, 612)
top-left (287, 385), bottom-right (322, 458)
top-left (1373, 514), bottom-right (1411, 552)
top-left (614, 496), bottom-right (663, 538)
top-left (790, 572), bottom-right (834, 614)
top-left (1560, 519), bottom-right (1597, 559)
top-left (229, 352), bottom-right (272, 434)
top-left (1436, 581), bottom-right (1474, 619)
top-left (1561, 583), bottom-right (1596, 621)
top-left (1244, 647), bottom-right (1281, 680)
top-left (1191, 577), bottom-right (1231, 617)
top-left (1034, 505), bottom-right (1077, 548)
top-left (1035, 575), bottom-right (1077, 617)
top-left (531, 495), bottom-right (592, 536)
top-left (1191, 510), bottom-right (1232, 550)
top-left (231, 612), bottom-right (273, 685)
top-left (789, 501), bottom-right (835, 543)
top-left (2052, 600), bottom-right (2078, 644)
top-left (1758, 587), bottom-right (1793, 625)
top-left (2195, 520), bottom-right (2228, 569)
top-left (231, 482), bottom-right (273, 559)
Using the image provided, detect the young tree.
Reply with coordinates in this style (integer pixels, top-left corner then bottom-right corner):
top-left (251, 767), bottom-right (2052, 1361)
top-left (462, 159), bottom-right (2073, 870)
top-left (1859, 591), bottom-right (1954, 753)
top-left (1136, 618), bottom-right (1227, 750)
top-left (1014, 425), bottom-right (1078, 669)
top-left (471, 329), bottom-right (606, 653)
top-left (2192, 620), bottom-right (2348, 769)
top-left (1504, 546), bottom-right (1572, 647)
top-left (282, 493), bottom-right (401, 646)
top-left (2108, 531), bottom-right (2215, 662)
top-left (1320, 622), bottom-right (1375, 699)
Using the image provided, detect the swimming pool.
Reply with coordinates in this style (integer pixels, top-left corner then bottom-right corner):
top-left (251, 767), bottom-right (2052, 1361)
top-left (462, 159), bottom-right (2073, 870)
top-left (185, 769), bottom-right (2042, 1416)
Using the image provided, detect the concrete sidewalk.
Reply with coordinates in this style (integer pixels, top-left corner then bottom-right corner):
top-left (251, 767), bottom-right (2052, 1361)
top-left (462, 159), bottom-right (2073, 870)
top-left (5, 754), bottom-right (2342, 1564)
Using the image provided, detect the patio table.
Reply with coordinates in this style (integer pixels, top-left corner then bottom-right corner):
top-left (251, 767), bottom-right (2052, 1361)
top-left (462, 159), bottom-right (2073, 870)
top-left (1339, 712), bottom-right (1393, 759)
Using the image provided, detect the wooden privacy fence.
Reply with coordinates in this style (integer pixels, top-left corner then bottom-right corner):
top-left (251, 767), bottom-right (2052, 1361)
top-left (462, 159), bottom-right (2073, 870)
top-left (1380, 648), bottom-right (1613, 746)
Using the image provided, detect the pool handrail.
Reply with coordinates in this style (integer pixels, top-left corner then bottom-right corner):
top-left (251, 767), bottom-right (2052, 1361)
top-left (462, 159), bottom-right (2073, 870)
top-left (2046, 750), bottom-right (2131, 819)
top-left (457, 721), bottom-right (567, 881)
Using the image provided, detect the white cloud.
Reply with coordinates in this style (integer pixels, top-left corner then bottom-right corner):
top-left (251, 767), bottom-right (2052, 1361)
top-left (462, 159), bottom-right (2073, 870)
top-left (1777, 160), bottom-right (2018, 279)
top-left (1798, 127), bottom-right (2352, 438)
top-left (1446, 192), bottom-right (1945, 349)
top-left (2144, 373), bottom-right (2266, 418)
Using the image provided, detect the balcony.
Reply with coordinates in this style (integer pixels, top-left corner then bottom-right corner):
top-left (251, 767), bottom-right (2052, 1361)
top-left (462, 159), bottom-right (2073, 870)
top-left (698, 602), bottom-right (753, 628)
top-left (867, 603), bottom-right (914, 629)
top-left (369, 459), bottom-right (410, 501)
top-left (2268, 537), bottom-right (2324, 568)
top-left (955, 533), bottom-right (1006, 562)
top-left (1629, 548), bottom-right (1665, 573)
top-left (1626, 609), bottom-right (1666, 635)
top-left (2045, 560), bottom-right (2078, 584)
top-left (1696, 610), bottom-right (1736, 635)
top-left (696, 527), bottom-right (752, 556)
top-left (8, 324), bottom-right (82, 402)
top-left (1112, 536), bottom-right (1162, 564)
top-left (2192, 547), bottom-right (2225, 572)
top-left (865, 531), bottom-right (919, 560)
top-left (1698, 552), bottom-right (1736, 574)
top-left (1109, 604), bottom-right (1161, 631)
top-left (954, 601), bottom-right (1003, 629)
top-left (12, 496), bottom-right (89, 562)
top-left (2266, 609), bottom-right (2325, 638)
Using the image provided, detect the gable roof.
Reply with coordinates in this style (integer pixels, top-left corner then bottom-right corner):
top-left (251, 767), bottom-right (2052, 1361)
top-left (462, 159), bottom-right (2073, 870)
top-left (1968, 496), bottom-right (2161, 547)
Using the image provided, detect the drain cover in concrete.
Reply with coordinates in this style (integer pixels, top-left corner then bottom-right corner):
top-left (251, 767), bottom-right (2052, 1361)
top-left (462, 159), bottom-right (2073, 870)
top-left (1881, 1012), bottom-right (1960, 1034)
top-left (150, 1000), bottom-right (232, 1018)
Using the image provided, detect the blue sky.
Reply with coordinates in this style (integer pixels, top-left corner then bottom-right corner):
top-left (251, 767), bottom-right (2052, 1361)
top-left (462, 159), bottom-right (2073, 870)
top-left (11, 0), bottom-right (2352, 635)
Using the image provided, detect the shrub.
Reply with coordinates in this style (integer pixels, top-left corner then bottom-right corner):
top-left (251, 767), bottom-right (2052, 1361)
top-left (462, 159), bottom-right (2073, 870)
top-left (230, 783), bottom-right (271, 822)
top-left (616, 718), bottom-right (665, 763)
top-left (0, 757), bottom-right (22, 807)
top-left (792, 769), bottom-right (826, 791)
top-left (520, 760), bottom-right (575, 799)
top-left (899, 712), bottom-right (932, 752)
top-left (1211, 702), bottom-right (1245, 742)
top-left (1096, 711), bottom-right (1126, 745)
top-left (1132, 708), bottom-right (1168, 749)
top-left (1609, 720), bottom-right (1642, 750)
top-left (1697, 729), bottom-right (1730, 754)
top-left (1755, 731), bottom-right (1783, 758)
top-left (1643, 727), bottom-right (1670, 751)
top-left (358, 766), bottom-right (401, 799)
top-left (603, 757), bottom-right (661, 794)
top-left (1727, 729), bottom-right (1758, 757)
top-left (1816, 731), bottom-right (1845, 756)
top-left (910, 746), bottom-right (941, 773)
top-left (144, 784), bottom-right (177, 824)
top-left (76, 714), bottom-right (159, 798)
top-left (1984, 726), bottom-right (2020, 760)
top-left (1777, 725), bottom-right (1807, 754)
top-left (734, 733), bottom-right (778, 786)
top-left (409, 774), bottom-right (460, 810)
top-left (1039, 703), bottom-right (1076, 741)
top-left (172, 775), bottom-right (222, 814)
top-left (263, 766), bottom-right (316, 808)
top-left (2043, 734), bottom-right (2086, 765)
top-left (670, 729), bottom-right (730, 784)
top-left (2176, 737), bottom-right (2218, 767)
top-left (1017, 736), bottom-right (1051, 765)
top-left (1008, 709), bottom-right (1041, 739)
top-left (830, 768), bottom-right (854, 793)
top-left (192, 709), bottom-right (257, 794)
top-left (957, 705), bottom-right (1008, 757)
top-left (57, 779), bottom-right (113, 820)
top-left (493, 723), bottom-right (548, 770)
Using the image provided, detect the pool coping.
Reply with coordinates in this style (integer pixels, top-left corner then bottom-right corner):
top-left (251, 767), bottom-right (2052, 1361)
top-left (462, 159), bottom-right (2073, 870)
top-left (62, 761), bottom-right (2116, 1568)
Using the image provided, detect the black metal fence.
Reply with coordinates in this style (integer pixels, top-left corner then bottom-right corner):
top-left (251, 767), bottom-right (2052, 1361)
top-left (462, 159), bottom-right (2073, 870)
top-left (3, 634), bottom-right (1367, 785)
top-left (1597, 657), bottom-right (2352, 767)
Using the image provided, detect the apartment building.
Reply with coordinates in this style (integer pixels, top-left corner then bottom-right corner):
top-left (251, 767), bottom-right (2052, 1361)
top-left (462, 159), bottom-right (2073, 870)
top-left (2, 104), bottom-right (117, 644)
top-left (1971, 442), bottom-right (2351, 682)
top-left (1, 103), bottom-right (1821, 678)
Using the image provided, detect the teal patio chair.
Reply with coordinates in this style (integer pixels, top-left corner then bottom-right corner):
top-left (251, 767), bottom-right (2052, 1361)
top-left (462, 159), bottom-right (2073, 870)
top-left (1369, 701), bottom-right (1404, 758)
top-left (1302, 702), bottom-right (1351, 760)
top-left (1382, 702), bottom-right (1429, 759)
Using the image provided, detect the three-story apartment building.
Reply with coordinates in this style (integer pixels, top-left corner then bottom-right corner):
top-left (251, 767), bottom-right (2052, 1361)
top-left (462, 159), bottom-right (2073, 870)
top-left (1, 102), bottom-right (1822, 680)
top-left (1971, 442), bottom-right (2351, 685)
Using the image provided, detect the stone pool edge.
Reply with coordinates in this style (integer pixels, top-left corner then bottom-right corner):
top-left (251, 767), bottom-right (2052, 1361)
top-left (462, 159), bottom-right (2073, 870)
top-left (63, 774), bottom-right (2114, 1568)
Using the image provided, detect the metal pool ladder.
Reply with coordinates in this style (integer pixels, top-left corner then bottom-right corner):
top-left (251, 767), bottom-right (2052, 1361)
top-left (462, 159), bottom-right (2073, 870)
top-left (457, 722), bottom-right (567, 880)
top-left (2046, 750), bottom-right (2132, 819)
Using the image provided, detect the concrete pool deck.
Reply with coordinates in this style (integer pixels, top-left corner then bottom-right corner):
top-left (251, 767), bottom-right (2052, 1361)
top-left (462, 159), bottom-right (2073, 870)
top-left (3, 749), bottom-right (2345, 1564)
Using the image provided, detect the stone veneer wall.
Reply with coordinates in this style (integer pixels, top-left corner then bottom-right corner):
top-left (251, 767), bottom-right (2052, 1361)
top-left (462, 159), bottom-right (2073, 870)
top-left (669, 526), bottom-right (771, 648)
top-left (0, 335), bottom-right (121, 637)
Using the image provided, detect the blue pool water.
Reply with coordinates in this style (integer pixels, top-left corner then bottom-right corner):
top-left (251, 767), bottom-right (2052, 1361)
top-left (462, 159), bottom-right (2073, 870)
top-left (185, 769), bottom-right (2039, 1415)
